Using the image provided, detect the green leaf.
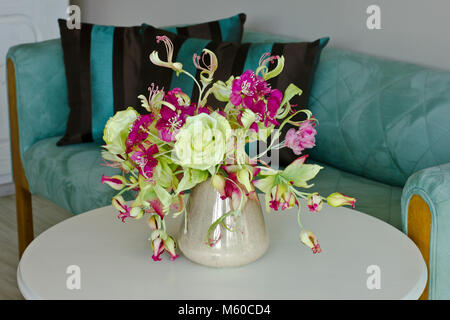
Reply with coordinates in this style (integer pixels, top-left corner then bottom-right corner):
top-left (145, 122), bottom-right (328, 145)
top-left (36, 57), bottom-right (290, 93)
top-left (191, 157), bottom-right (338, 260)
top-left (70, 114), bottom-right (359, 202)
top-left (280, 84), bottom-right (302, 111)
top-left (153, 184), bottom-right (172, 213)
top-left (253, 175), bottom-right (276, 194)
top-left (176, 168), bottom-right (209, 194)
top-left (154, 158), bottom-right (173, 189)
top-left (282, 162), bottom-right (323, 188)
top-left (237, 169), bottom-right (252, 193)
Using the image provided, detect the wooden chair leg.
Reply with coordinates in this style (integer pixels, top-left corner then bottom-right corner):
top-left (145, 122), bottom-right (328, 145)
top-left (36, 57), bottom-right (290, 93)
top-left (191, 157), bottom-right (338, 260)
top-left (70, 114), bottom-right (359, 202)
top-left (7, 59), bottom-right (34, 258)
top-left (15, 185), bottom-right (34, 258)
top-left (407, 194), bottom-right (431, 300)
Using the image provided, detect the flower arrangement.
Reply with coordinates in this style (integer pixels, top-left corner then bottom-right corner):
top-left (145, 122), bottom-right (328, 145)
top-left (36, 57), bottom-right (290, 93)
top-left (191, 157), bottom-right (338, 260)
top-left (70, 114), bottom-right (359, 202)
top-left (101, 35), bottom-right (356, 261)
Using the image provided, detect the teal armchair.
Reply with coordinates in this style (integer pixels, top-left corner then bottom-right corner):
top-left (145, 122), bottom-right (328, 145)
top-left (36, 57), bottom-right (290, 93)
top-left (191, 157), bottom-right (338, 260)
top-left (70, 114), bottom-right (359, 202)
top-left (7, 31), bottom-right (450, 299)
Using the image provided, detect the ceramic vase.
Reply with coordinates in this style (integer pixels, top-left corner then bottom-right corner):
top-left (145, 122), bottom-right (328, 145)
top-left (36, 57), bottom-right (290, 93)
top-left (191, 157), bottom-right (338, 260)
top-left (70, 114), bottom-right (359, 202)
top-left (177, 178), bottom-right (269, 267)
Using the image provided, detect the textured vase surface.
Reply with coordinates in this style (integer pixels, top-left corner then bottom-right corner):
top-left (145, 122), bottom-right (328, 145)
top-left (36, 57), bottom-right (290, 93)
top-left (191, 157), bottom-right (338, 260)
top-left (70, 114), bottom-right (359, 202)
top-left (177, 178), bottom-right (269, 267)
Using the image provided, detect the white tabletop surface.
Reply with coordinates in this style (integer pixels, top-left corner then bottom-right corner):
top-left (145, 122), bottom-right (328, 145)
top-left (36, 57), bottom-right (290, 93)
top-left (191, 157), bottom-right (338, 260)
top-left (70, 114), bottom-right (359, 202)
top-left (17, 195), bottom-right (427, 300)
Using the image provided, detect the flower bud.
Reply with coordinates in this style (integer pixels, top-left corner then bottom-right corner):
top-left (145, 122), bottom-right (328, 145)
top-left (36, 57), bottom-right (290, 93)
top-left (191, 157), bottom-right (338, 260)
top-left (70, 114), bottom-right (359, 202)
top-left (326, 192), bottom-right (356, 208)
top-left (211, 174), bottom-right (226, 198)
top-left (307, 193), bottom-right (323, 212)
top-left (147, 215), bottom-right (158, 230)
top-left (299, 229), bottom-right (322, 254)
top-left (112, 195), bottom-right (127, 212)
top-left (164, 236), bottom-right (179, 261)
top-left (101, 174), bottom-right (127, 190)
top-left (130, 207), bottom-right (143, 219)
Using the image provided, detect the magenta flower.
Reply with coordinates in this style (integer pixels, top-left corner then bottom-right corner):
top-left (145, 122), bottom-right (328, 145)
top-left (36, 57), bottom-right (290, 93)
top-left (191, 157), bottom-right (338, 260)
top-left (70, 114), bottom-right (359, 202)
top-left (284, 120), bottom-right (317, 155)
top-left (230, 70), bottom-right (260, 106)
top-left (230, 70), bottom-right (284, 128)
top-left (126, 114), bottom-right (153, 153)
top-left (130, 144), bottom-right (159, 179)
top-left (197, 106), bottom-right (211, 115)
top-left (264, 89), bottom-right (282, 126)
top-left (155, 88), bottom-right (195, 142)
top-left (149, 199), bottom-right (164, 219)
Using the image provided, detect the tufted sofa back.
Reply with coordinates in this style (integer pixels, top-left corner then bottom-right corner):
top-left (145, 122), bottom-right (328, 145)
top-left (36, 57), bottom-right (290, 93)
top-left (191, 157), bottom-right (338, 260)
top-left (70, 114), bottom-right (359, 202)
top-left (244, 31), bottom-right (450, 187)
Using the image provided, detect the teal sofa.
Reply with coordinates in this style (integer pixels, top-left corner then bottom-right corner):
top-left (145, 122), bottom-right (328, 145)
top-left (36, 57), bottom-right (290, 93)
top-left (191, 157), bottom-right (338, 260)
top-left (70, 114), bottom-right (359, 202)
top-left (7, 31), bottom-right (450, 299)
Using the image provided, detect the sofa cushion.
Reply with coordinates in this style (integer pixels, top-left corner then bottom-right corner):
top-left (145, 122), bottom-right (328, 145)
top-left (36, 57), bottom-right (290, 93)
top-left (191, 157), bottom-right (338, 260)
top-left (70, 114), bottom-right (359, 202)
top-left (22, 137), bottom-right (124, 214)
top-left (310, 160), bottom-right (402, 229)
top-left (244, 31), bottom-right (450, 188)
top-left (22, 137), bottom-right (402, 229)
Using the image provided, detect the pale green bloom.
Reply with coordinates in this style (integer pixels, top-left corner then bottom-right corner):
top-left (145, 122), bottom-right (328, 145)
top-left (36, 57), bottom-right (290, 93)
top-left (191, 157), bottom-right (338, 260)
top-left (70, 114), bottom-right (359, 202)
top-left (174, 112), bottom-right (231, 171)
top-left (103, 107), bottom-right (139, 152)
top-left (212, 76), bottom-right (234, 102)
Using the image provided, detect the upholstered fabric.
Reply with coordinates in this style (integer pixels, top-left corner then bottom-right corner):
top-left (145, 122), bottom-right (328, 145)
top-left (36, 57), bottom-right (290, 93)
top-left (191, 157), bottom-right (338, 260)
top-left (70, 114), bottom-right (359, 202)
top-left (57, 14), bottom-right (247, 145)
top-left (309, 47), bottom-right (450, 187)
top-left (6, 39), bottom-right (69, 157)
top-left (402, 162), bottom-right (450, 299)
top-left (22, 137), bottom-right (129, 214)
top-left (312, 160), bottom-right (402, 229)
top-left (21, 137), bottom-right (401, 228)
top-left (245, 31), bottom-right (450, 188)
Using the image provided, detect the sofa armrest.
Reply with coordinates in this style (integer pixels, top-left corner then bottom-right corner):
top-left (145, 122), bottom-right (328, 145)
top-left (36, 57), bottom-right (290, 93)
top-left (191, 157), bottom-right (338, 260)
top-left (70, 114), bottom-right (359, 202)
top-left (401, 163), bottom-right (450, 300)
top-left (6, 39), bottom-right (69, 157)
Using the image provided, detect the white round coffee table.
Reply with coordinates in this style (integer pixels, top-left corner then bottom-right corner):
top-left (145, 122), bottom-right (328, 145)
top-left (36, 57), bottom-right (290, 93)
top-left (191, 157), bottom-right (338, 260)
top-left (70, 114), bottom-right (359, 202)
top-left (17, 196), bottom-right (427, 299)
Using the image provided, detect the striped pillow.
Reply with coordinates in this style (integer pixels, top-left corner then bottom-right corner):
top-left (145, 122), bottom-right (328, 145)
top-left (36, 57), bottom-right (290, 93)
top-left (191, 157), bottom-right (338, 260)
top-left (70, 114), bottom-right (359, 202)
top-left (57, 14), bottom-right (246, 145)
top-left (138, 30), bottom-right (329, 110)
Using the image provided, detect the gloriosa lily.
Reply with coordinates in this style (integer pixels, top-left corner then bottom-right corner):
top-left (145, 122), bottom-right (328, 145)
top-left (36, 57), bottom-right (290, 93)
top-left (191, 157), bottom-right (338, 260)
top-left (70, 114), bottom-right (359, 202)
top-left (193, 48), bottom-right (218, 84)
top-left (137, 83), bottom-right (165, 113)
top-left (149, 35), bottom-right (183, 74)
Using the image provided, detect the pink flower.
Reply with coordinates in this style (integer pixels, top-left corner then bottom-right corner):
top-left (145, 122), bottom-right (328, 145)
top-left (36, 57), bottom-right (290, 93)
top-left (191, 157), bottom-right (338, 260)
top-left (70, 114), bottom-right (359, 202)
top-left (155, 88), bottom-right (195, 142)
top-left (197, 106), bottom-right (211, 114)
top-left (264, 89), bottom-right (282, 126)
top-left (230, 70), bottom-right (259, 106)
top-left (126, 114), bottom-right (153, 153)
top-left (130, 143), bottom-right (159, 179)
top-left (149, 199), bottom-right (164, 219)
top-left (284, 120), bottom-right (317, 155)
top-left (230, 70), bottom-right (284, 128)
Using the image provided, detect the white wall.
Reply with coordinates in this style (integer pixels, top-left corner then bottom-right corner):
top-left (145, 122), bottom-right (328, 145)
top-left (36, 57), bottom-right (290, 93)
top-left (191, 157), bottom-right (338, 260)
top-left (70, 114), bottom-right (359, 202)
top-left (71, 0), bottom-right (450, 71)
